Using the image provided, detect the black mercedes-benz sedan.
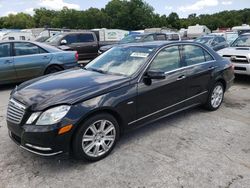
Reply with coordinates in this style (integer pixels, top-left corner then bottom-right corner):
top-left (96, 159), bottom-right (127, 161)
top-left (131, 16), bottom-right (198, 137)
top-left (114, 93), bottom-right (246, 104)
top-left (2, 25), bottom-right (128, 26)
top-left (7, 41), bottom-right (234, 161)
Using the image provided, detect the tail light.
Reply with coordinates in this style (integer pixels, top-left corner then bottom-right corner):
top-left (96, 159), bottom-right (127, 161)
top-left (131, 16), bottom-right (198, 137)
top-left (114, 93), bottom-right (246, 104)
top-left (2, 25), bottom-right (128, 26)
top-left (75, 52), bottom-right (79, 61)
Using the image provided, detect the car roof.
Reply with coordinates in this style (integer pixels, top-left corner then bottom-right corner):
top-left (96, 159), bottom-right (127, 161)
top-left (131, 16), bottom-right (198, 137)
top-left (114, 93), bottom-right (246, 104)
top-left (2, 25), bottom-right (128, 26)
top-left (129, 33), bottom-right (165, 36)
top-left (0, 40), bottom-right (61, 52)
top-left (117, 40), bottom-right (204, 49)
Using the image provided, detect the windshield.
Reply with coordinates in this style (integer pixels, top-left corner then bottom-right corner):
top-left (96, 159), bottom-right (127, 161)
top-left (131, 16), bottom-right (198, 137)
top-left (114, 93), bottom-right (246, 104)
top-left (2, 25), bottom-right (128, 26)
top-left (119, 35), bottom-right (143, 44)
top-left (195, 37), bottom-right (213, 45)
top-left (225, 33), bottom-right (238, 44)
top-left (46, 34), bottom-right (64, 43)
top-left (85, 46), bottom-right (155, 76)
top-left (231, 35), bottom-right (250, 47)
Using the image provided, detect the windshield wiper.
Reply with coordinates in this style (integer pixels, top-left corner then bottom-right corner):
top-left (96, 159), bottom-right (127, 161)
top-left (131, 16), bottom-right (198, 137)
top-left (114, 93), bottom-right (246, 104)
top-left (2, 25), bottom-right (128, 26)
top-left (84, 67), bottom-right (106, 74)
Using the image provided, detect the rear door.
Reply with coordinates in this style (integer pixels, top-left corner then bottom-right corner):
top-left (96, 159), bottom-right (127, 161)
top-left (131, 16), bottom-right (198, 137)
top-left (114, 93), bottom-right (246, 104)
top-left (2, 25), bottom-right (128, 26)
top-left (77, 33), bottom-right (98, 60)
top-left (13, 42), bottom-right (52, 80)
top-left (181, 44), bottom-right (215, 105)
top-left (0, 42), bottom-right (16, 83)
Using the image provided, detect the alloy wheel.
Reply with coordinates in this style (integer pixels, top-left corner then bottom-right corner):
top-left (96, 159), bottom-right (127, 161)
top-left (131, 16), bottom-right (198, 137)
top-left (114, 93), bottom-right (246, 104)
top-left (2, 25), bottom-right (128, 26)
top-left (211, 85), bottom-right (224, 108)
top-left (82, 120), bottom-right (116, 157)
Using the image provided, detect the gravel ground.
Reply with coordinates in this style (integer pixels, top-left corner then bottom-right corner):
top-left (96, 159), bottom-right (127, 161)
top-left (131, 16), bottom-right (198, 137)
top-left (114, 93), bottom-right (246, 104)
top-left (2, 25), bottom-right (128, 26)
top-left (0, 75), bottom-right (250, 188)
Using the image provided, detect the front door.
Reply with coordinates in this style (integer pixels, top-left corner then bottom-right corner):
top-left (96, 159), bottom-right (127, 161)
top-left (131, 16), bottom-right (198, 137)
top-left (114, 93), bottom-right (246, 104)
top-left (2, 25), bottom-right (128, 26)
top-left (135, 45), bottom-right (187, 125)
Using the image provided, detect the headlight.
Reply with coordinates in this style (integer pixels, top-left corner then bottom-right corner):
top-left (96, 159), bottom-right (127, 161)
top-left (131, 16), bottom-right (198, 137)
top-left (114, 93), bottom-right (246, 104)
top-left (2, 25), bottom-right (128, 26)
top-left (26, 112), bottom-right (41, 124)
top-left (26, 105), bottom-right (71, 125)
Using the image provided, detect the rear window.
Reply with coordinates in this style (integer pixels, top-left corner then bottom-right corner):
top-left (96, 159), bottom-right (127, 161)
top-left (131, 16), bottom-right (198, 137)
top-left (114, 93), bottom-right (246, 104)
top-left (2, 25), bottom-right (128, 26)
top-left (156, 34), bottom-right (166, 40)
top-left (183, 45), bottom-right (214, 65)
top-left (78, 34), bottom-right (94, 42)
top-left (183, 45), bottom-right (205, 66)
top-left (64, 34), bottom-right (78, 44)
top-left (0, 43), bottom-right (10, 58)
top-left (14, 42), bottom-right (46, 56)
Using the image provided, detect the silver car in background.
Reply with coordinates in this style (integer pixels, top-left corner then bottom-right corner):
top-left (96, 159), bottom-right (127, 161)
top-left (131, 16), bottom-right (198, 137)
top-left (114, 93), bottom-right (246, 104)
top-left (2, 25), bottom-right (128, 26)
top-left (218, 33), bottom-right (250, 75)
top-left (0, 41), bottom-right (79, 85)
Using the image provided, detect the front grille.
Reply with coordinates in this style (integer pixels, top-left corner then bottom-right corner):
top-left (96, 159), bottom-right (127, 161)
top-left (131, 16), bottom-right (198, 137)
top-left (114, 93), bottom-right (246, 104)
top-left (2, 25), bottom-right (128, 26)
top-left (222, 55), bottom-right (249, 64)
top-left (7, 99), bottom-right (26, 124)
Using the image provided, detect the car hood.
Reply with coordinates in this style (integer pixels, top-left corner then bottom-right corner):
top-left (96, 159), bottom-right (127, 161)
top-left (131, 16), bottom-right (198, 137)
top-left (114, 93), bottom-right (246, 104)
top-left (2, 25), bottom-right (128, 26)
top-left (218, 47), bottom-right (250, 57)
top-left (12, 69), bottom-right (129, 111)
top-left (100, 44), bottom-right (116, 51)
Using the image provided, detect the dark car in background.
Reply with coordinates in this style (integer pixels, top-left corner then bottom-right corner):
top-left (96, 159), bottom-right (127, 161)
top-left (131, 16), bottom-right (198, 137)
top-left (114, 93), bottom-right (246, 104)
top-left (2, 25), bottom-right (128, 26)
top-left (46, 32), bottom-right (115, 61)
top-left (0, 41), bottom-right (78, 85)
top-left (195, 35), bottom-right (229, 51)
top-left (7, 41), bottom-right (234, 161)
top-left (99, 33), bottom-right (181, 53)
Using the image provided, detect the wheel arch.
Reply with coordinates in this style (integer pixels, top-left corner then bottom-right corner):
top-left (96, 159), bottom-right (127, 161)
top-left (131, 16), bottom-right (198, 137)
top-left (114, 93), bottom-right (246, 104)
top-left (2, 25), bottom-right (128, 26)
top-left (44, 64), bottom-right (64, 74)
top-left (215, 78), bottom-right (227, 91)
top-left (69, 107), bottom-right (125, 152)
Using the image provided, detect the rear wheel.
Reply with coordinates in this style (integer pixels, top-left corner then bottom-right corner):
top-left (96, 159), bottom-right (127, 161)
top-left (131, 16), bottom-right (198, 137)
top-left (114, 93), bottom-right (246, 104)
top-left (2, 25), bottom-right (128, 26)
top-left (204, 82), bottom-right (224, 111)
top-left (45, 65), bottom-right (63, 75)
top-left (72, 113), bottom-right (119, 161)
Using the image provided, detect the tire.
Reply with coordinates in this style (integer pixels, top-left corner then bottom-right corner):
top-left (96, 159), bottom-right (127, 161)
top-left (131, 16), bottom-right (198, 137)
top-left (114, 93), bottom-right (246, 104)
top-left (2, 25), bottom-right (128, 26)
top-left (72, 113), bottom-right (120, 162)
top-left (45, 65), bottom-right (63, 75)
top-left (204, 82), bottom-right (224, 111)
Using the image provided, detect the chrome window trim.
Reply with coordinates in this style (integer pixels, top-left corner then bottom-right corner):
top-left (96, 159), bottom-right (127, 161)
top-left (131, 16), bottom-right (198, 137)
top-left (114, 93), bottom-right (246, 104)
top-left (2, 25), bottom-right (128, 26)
top-left (137, 43), bottom-right (216, 83)
top-left (128, 90), bottom-right (208, 125)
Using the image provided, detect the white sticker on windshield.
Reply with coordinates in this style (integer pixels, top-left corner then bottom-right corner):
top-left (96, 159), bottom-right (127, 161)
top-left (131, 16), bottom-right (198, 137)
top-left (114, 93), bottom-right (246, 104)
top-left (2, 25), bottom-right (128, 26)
top-left (130, 52), bottom-right (149, 58)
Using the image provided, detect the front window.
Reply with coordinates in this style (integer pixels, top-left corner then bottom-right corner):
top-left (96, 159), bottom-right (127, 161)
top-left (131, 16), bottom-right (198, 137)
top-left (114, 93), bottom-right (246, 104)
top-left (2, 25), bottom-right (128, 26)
top-left (195, 37), bottom-right (213, 45)
top-left (231, 35), bottom-right (250, 47)
top-left (119, 35), bottom-right (143, 44)
top-left (149, 46), bottom-right (181, 72)
top-left (46, 34), bottom-right (64, 43)
top-left (225, 32), bottom-right (238, 44)
top-left (85, 46), bottom-right (155, 76)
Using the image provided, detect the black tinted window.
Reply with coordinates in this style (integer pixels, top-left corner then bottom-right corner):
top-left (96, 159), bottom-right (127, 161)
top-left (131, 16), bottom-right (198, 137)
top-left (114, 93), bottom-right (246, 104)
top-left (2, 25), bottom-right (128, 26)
top-left (0, 43), bottom-right (10, 58)
top-left (156, 34), bottom-right (166, 40)
top-left (183, 45), bottom-right (205, 66)
top-left (143, 35), bottom-right (154, 42)
top-left (218, 37), bottom-right (226, 42)
top-left (78, 34), bottom-right (94, 42)
top-left (14, 42), bottom-right (43, 56)
top-left (150, 46), bottom-right (181, 72)
top-left (64, 34), bottom-right (78, 44)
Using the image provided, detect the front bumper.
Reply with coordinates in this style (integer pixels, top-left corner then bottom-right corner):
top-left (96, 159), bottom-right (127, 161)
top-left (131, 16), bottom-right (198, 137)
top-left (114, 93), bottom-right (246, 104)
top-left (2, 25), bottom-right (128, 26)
top-left (233, 63), bottom-right (250, 75)
top-left (7, 121), bottom-right (73, 156)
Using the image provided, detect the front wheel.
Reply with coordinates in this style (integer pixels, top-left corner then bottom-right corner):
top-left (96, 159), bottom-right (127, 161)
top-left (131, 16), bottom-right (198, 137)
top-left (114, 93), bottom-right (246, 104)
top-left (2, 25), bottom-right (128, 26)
top-left (72, 113), bottom-right (119, 162)
top-left (204, 82), bottom-right (224, 111)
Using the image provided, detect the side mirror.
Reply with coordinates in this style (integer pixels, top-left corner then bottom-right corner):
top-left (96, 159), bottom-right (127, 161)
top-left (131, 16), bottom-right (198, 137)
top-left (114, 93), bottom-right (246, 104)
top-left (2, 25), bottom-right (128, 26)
top-left (146, 70), bottom-right (166, 80)
top-left (61, 39), bottom-right (67, 45)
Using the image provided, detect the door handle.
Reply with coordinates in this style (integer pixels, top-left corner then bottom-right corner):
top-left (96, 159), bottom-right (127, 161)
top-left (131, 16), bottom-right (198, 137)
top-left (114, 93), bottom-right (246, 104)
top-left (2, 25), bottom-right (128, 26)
top-left (208, 66), bottom-right (215, 70)
top-left (176, 75), bottom-right (186, 81)
top-left (4, 59), bottom-right (12, 64)
top-left (43, 56), bottom-right (49, 59)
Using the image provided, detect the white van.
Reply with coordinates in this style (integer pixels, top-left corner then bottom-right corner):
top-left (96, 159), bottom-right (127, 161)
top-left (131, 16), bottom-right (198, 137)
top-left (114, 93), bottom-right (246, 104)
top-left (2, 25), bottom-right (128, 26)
top-left (187, 24), bottom-right (211, 39)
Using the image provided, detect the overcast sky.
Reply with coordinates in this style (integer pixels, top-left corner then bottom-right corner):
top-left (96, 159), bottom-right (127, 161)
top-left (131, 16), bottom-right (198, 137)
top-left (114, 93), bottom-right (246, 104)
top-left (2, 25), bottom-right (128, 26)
top-left (0, 0), bottom-right (249, 18)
